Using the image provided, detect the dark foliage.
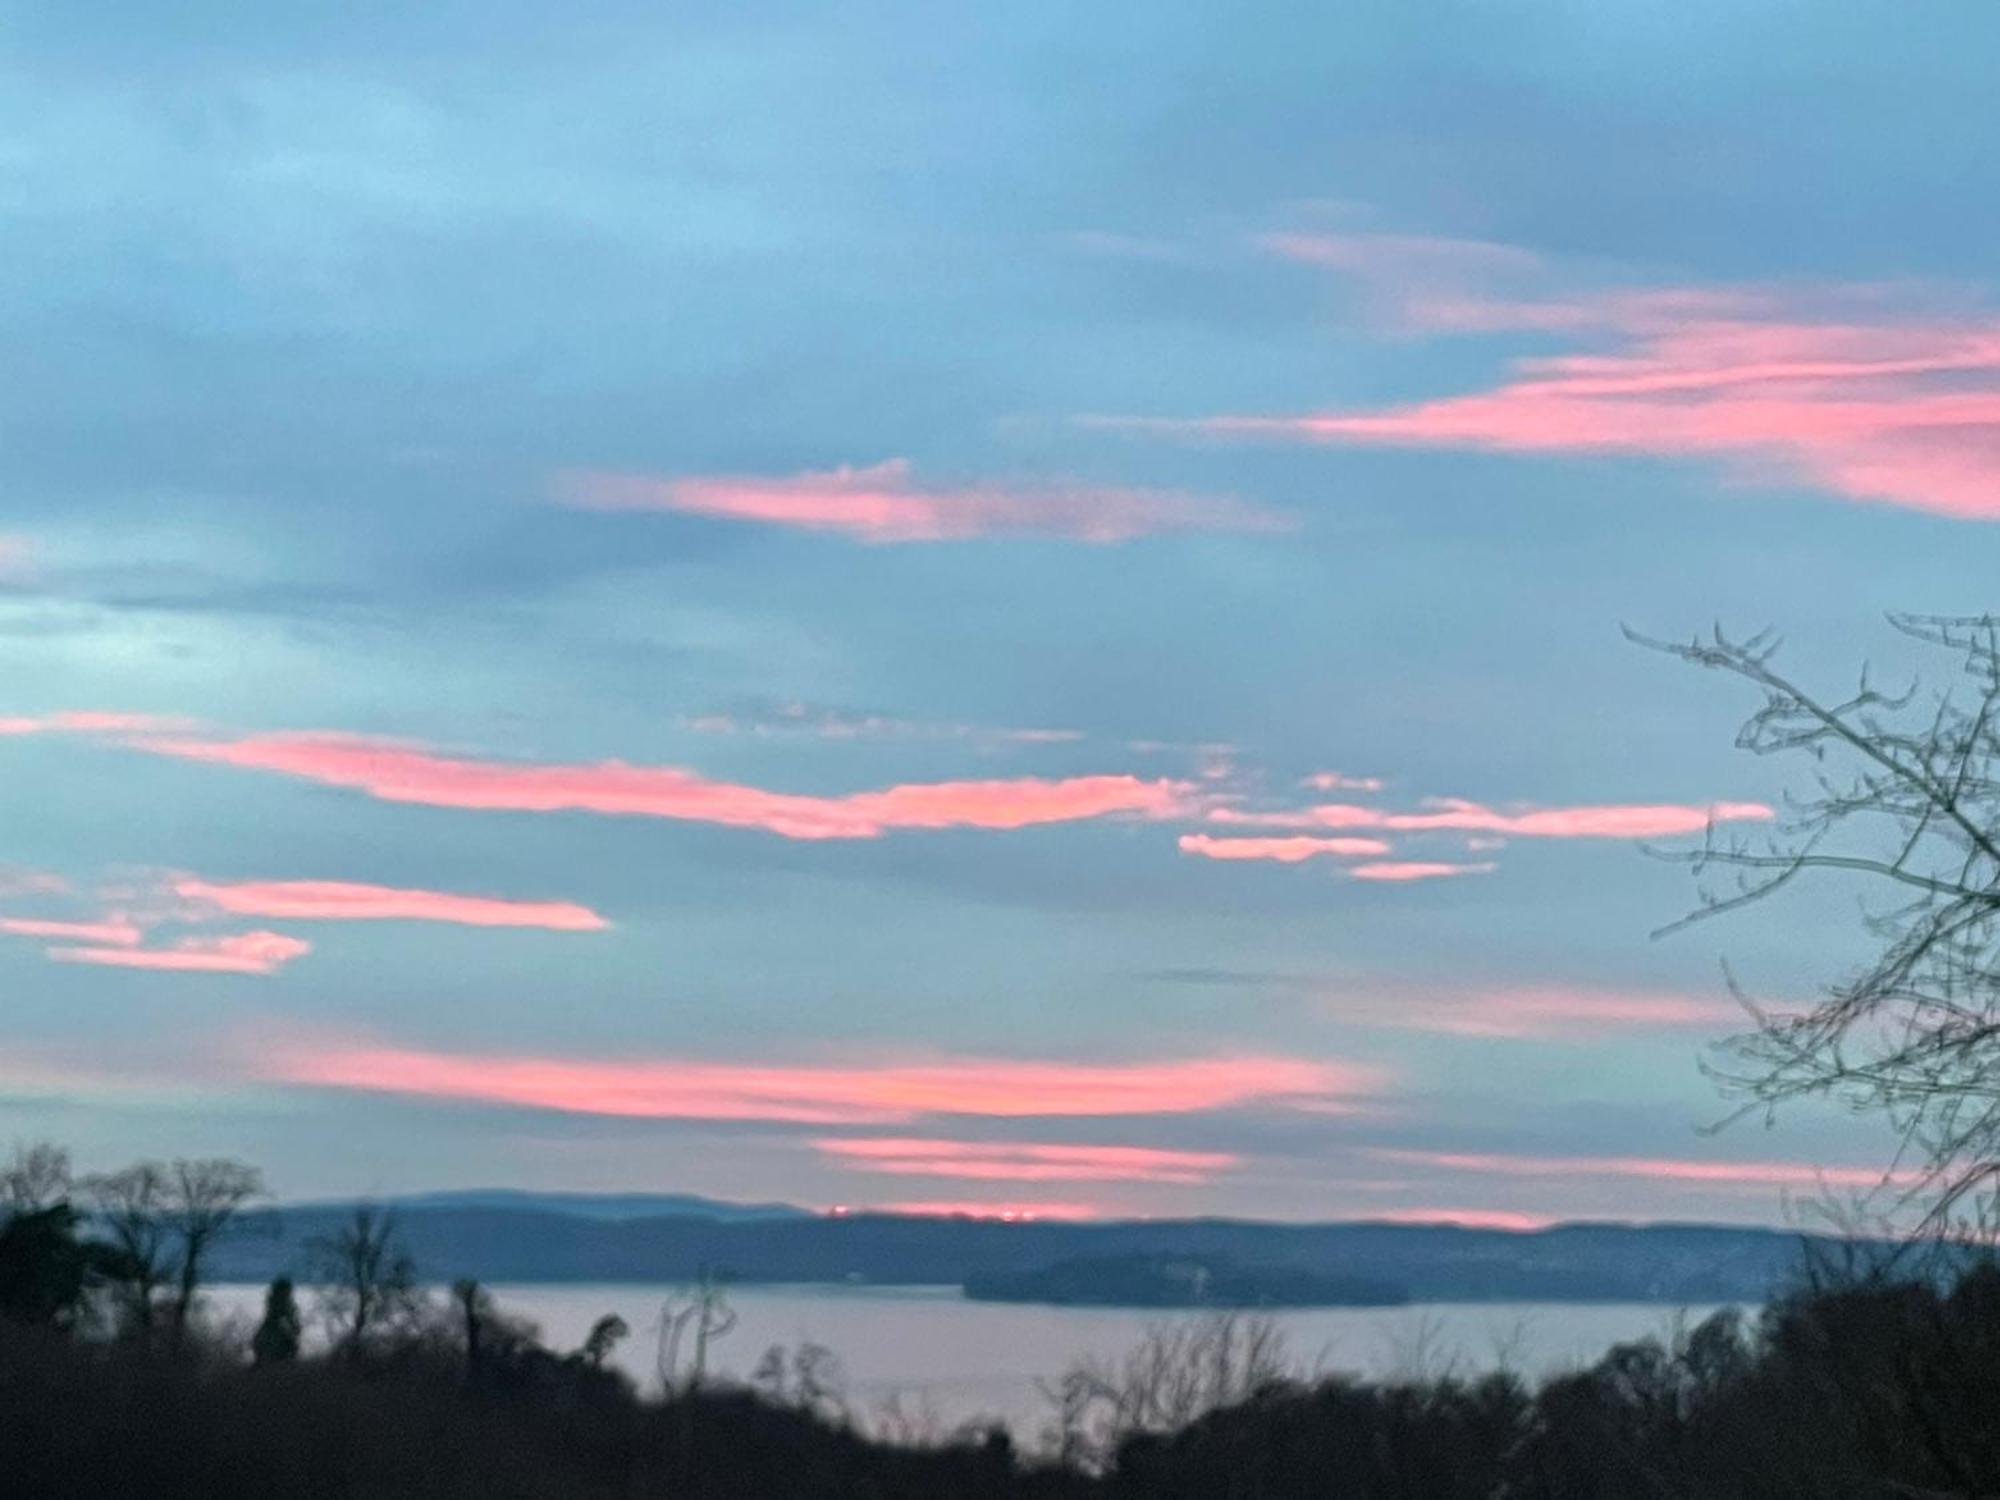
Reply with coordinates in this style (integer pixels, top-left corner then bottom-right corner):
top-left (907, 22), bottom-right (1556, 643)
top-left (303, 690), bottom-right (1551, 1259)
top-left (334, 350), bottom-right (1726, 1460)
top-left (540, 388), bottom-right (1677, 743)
top-left (250, 1276), bottom-right (302, 1366)
top-left (1109, 1265), bottom-right (2000, 1499)
top-left (0, 1322), bottom-right (1086, 1500)
top-left (0, 1205), bottom-right (115, 1329)
top-left (1, 1265), bottom-right (1998, 1497)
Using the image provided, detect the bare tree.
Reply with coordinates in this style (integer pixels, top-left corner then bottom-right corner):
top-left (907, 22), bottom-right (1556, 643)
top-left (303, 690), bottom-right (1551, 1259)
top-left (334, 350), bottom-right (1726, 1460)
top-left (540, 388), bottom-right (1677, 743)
top-left (83, 1162), bottom-right (172, 1341)
top-left (1039, 1312), bottom-right (1291, 1469)
top-left (2, 1141), bottom-right (71, 1216)
top-left (310, 1204), bottom-right (417, 1357)
top-left (162, 1158), bottom-right (263, 1341)
top-left (1640, 615), bottom-right (2000, 1232)
top-left (752, 1340), bottom-right (845, 1419)
top-left (655, 1268), bottom-right (738, 1391)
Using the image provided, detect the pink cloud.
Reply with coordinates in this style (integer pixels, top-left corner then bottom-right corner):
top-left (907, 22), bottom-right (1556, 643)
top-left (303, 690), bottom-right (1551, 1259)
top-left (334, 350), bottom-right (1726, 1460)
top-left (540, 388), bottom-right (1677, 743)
top-left (1346, 861), bottom-right (1496, 882)
top-left (127, 731), bottom-right (1191, 841)
top-left (1373, 1148), bottom-right (1906, 1190)
top-left (266, 1044), bottom-right (1381, 1124)
top-left (0, 916), bottom-right (144, 947)
top-left (0, 536), bottom-right (30, 582)
top-left (1368, 1207), bottom-right (1555, 1231)
top-left (811, 1137), bottom-right (1240, 1184)
top-left (173, 878), bottom-right (608, 932)
top-left (48, 930), bottom-right (310, 976)
top-left (1132, 251), bottom-right (2000, 520)
top-left (1326, 983), bottom-right (1739, 1038)
top-left (1210, 797), bottom-right (1772, 839)
top-left (1178, 833), bottom-right (1393, 863)
top-left (1256, 230), bottom-right (1543, 281)
top-left (1303, 771), bottom-right (1384, 793)
top-left (0, 711), bottom-right (186, 737)
top-left (555, 459), bottom-right (1288, 543)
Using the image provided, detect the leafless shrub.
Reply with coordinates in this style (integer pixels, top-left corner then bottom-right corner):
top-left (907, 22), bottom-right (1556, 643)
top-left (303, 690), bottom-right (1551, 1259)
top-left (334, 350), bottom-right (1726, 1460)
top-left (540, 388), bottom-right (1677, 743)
top-left (1039, 1311), bottom-right (1292, 1469)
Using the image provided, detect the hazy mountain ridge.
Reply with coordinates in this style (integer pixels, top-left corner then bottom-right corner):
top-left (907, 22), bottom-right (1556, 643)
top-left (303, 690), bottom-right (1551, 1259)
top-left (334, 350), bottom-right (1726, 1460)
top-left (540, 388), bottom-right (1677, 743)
top-left (212, 1202), bottom-right (1848, 1303)
top-left (285, 1190), bottom-right (811, 1224)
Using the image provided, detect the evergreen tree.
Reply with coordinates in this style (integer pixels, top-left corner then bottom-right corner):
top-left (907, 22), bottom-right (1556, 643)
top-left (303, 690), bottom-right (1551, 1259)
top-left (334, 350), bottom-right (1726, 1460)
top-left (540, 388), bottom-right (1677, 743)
top-left (250, 1275), bottom-right (302, 1365)
top-left (0, 1203), bottom-right (99, 1329)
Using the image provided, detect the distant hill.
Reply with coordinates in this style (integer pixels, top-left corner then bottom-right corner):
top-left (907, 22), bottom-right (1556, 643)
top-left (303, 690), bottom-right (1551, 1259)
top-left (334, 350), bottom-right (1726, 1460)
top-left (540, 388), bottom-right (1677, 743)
top-left (209, 1201), bottom-right (1851, 1304)
top-left (291, 1190), bottom-right (811, 1224)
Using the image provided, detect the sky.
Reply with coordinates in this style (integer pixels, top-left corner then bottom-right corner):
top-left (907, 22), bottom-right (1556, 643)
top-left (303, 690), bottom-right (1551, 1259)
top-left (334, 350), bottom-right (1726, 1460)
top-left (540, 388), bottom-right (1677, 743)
top-left (4, 0), bottom-right (1999, 1227)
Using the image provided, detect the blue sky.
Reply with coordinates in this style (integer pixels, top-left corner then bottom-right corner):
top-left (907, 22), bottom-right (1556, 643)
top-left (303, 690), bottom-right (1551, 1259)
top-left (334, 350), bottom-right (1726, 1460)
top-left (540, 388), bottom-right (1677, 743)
top-left (3, 1), bottom-right (1997, 1225)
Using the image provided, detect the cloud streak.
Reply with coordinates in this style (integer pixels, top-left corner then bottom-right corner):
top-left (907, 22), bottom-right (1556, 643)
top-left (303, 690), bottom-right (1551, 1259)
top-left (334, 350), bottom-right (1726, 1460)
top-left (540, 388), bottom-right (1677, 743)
top-left (0, 711), bottom-right (186, 737)
top-left (1346, 861), bottom-right (1497, 882)
top-left (1326, 983), bottom-right (1740, 1038)
top-left (128, 731), bottom-right (1192, 841)
top-left (267, 1044), bottom-right (1381, 1124)
top-left (556, 460), bottom-right (1288, 543)
top-left (1209, 797), bottom-right (1772, 840)
top-left (1177, 833), bottom-right (1393, 863)
top-left (1123, 243), bottom-right (2000, 521)
top-left (811, 1137), bottom-right (1240, 1184)
top-left (0, 916), bottom-right (143, 946)
top-left (173, 878), bottom-right (609, 932)
top-left (49, 931), bottom-right (311, 976)
top-left (1373, 1148), bottom-right (1906, 1190)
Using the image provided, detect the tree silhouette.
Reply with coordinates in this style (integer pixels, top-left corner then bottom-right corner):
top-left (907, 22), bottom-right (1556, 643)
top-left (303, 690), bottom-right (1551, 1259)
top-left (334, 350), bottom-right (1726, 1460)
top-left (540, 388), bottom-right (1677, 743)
top-left (162, 1158), bottom-right (263, 1345)
top-left (578, 1313), bottom-right (629, 1370)
top-left (1642, 616), bottom-right (2000, 1233)
top-left (0, 1204), bottom-right (101, 1329)
top-left (251, 1275), bottom-right (303, 1365)
top-left (83, 1163), bottom-right (171, 1342)
top-left (311, 1204), bottom-right (416, 1357)
top-left (2, 1142), bottom-right (71, 1215)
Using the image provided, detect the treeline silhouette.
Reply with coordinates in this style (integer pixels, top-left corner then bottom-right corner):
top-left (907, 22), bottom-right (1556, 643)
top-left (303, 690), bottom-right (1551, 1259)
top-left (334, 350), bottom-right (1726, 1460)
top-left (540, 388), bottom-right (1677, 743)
top-left (4, 1142), bottom-right (1999, 1498)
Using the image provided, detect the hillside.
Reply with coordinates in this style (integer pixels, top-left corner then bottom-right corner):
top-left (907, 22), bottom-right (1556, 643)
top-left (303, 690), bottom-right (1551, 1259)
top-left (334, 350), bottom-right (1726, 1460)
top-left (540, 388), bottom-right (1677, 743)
top-left (210, 1201), bottom-right (1843, 1303)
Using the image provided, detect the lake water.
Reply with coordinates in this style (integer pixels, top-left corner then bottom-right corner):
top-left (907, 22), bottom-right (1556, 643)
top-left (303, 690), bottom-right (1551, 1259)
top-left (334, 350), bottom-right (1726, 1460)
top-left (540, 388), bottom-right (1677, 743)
top-left (211, 1283), bottom-right (1734, 1442)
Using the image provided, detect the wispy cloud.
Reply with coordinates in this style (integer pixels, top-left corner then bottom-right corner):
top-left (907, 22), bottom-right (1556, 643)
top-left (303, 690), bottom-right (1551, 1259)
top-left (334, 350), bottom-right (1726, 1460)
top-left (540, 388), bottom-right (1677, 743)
top-left (1117, 237), bottom-right (2000, 521)
top-left (0, 868), bottom-right (69, 899)
top-left (0, 916), bottom-right (144, 946)
top-left (1302, 771), bottom-right (1384, 793)
top-left (0, 711), bottom-right (187, 737)
top-left (126, 730), bottom-right (1191, 840)
top-left (1177, 833), bottom-right (1394, 863)
top-left (173, 878), bottom-right (609, 932)
top-left (683, 700), bottom-right (1081, 746)
top-left (555, 459), bottom-right (1289, 543)
top-left (0, 866), bottom-right (599, 977)
top-left (1346, 861), bottom-right (1496, 882)
top-left (811, 1137), bottom-right (1239, 1184)
top-left (266, 1043), bottom-right (1382, 1124)
top-left (1325, 983), bottom-right (1740, 1038)
top-left (49, 931), bottom-right (311, 976)
top-left (1209, 797), bottom-right (1772, 840)
top-left (1372, 1148), bottom-right (1906, 1190)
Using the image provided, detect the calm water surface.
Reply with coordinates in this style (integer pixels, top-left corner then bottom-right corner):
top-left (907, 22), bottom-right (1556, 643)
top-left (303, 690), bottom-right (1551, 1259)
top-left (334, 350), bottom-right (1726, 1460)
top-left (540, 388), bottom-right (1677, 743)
top-left (213, 1283), bottom-right (1735, 1441)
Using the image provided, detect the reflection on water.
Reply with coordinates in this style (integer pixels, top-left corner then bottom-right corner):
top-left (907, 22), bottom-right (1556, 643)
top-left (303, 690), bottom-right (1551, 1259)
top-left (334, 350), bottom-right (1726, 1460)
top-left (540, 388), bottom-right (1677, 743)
top-left (211, 1282), bottom-right (1736, 1441)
